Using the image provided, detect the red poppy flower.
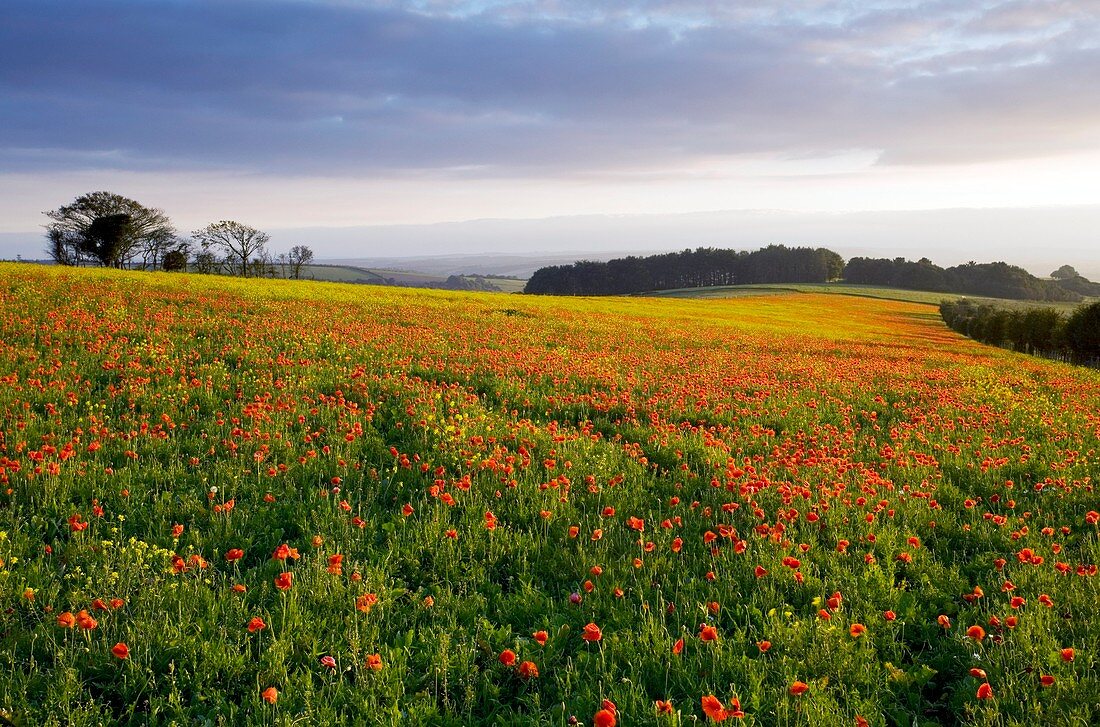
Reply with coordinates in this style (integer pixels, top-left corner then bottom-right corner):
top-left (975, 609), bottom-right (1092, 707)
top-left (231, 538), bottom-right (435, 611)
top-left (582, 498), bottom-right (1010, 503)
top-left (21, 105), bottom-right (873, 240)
top-left (593, 709), bottom-right (616, 727)
top-left (672, 637), bottom-right (684, 655)
top-left (56, 611), bottom-right (76, 628)
top-left (532, 630), bottom-right (548, 646)
top-left (365, 653), bottom-right (383, 671)
top-left (517, 660), bottom-right (538, 679)
top-left (247, 617), bottom-right (267, 633)
top-left (976, 683), bottom-right (993, 700)
top-left (582, 623), bottom-right (602, 642)
top-left (701, 695), bottom-right (729, 721)
top-left (356, 593), bottom-right (378, 613)
top-left (111, 642), bottom-right (130, 659)
top-left (76, 610), bottom-right (98, 630)
top-left (1060, 648), bottom-right (1075, 662)
top-left (262, 687), bottom-right (278, 704)
top-left (1040, 675), bottom-right (1056, 687)
top-left (499, 649), bottom-right (517, 667)
top-left (699, 624), bottom-right (718, 642)
top-left (789, 681), bottom-right (809, 696)
top-left (849, 623), bottom-right (866, 638)
top-left (274, 571), bottom-right (293, 590)
top-left (655, 700), bottom-right (673, 714)
top-left (966, 625), bottom-right (986, 641)
top-left (225, 548), bottom-right (244, 561)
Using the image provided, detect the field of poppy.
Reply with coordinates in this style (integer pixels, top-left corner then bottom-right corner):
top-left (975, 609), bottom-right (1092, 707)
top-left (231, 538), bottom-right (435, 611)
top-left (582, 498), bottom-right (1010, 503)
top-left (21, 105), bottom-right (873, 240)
top-left (0, 263), bottom-right (1097, 726)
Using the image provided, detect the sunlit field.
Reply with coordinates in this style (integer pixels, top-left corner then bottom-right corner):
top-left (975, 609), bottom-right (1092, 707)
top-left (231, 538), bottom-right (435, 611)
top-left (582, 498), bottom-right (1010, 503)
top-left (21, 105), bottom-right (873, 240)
top-left (1, 263), bottom-right (1097, 726)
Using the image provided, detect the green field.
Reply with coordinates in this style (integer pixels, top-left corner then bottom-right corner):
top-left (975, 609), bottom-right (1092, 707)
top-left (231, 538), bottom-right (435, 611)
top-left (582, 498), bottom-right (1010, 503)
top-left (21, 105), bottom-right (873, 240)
top-left (1, 263), bottom-right (1098, 726)
top-left (650, 283), bottom-right (1090, 311)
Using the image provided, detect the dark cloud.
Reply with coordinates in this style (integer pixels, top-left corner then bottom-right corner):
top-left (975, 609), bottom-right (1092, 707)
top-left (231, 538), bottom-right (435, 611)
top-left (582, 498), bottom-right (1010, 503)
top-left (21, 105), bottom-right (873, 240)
top-left (1, 0), bottom-right (1097, 177)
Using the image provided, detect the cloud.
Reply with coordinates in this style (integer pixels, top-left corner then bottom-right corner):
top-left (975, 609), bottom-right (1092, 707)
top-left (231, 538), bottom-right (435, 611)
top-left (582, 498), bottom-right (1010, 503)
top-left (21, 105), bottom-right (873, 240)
top-left (1, 0), bottom-right (1098, 180)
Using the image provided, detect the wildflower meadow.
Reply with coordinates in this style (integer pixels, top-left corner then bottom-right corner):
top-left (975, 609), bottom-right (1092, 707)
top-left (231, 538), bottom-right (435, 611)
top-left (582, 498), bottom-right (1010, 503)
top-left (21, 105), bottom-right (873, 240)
top-left (0, 263), bottom-right (1097, 725)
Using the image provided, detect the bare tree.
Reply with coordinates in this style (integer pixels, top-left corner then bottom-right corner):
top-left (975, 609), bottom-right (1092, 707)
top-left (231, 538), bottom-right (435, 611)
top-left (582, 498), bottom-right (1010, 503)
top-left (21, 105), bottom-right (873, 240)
top-left (288, 245), bottom-right (314, 279)
top-left (191, 221), bottom-right (269, 277)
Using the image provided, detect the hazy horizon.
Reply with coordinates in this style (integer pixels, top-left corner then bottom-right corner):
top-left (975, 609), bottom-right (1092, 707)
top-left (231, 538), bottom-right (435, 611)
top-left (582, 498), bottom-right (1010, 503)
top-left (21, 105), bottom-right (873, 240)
top-left (4, 205), bottom-right (1099, 281)
top-left (3, 1), bottom-right (1099, 271)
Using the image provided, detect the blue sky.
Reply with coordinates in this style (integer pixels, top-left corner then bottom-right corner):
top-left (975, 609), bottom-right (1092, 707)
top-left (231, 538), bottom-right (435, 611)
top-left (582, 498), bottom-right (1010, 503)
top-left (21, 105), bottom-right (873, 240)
top-left (2, 0), bottom-right (1099, 269)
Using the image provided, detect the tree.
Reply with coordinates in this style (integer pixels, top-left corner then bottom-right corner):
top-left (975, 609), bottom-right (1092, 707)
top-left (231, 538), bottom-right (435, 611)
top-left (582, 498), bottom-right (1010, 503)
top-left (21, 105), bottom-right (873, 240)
top-left (1051, 264), bottom-right (1079, 280)
top-left (44, 191), bottom-right (176, 268)
top-left (191, 221), bottom-right (269, 277)
top-left (288, 245), bottom-right (314, 279)
top-left (1063, 301), bottom-right (1100, 364)
top-left (162, 242), bottom-right (191, 272)
top-left (193, 248), bottom-right (221, 275)
top-left (82, 213), bottom-right (132, 268)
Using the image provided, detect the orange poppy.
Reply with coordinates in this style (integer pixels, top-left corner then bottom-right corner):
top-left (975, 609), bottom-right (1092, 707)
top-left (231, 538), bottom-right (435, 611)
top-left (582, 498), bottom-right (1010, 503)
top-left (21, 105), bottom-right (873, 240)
top-left (849, 623), bottom-right (866, 638)
top-left (111, 642), bottom-right (130, 659)
top-left (365, 653), bottom-right (383, 671)
top-left (262, 687), bottom-right (278, 704)
top-left (655, 699), bottom-right (673, 714)
top-left (247, 617), bottom-right (267, 633)
top-left (499, 649), bottom-right (516, 666)
top-left (56, 611), bottom-right (76, 628)
top-left (701, 695), bottom-right (728, 721)
top-left (976, 683), bottom-right (993, 700)
top-left (789, 681), bottom-right (809, 696)
top-left (593, 709), bottom-right (616, 727)
top-left (966, 625), bottom-right (986, 641)
top-left (582, 623), bottom-right (602, 642)
top-left (274, 572), bottom-right (293, 590)
top-left (532, 630), bottom-right (548, 646)
top-left (517, 660), bottom-right (538, 679)
top-left (699, 624), bottom-right (718, 642)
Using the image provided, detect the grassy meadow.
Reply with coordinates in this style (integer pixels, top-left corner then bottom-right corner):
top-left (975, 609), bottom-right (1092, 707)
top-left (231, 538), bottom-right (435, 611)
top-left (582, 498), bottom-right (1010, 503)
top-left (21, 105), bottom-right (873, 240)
top-left (0, 263), bottom-right (1098, 725)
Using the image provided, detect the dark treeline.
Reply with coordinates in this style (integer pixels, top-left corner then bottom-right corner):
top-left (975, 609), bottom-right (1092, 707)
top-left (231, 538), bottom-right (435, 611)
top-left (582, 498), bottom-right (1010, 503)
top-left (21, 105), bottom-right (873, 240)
top-left (525, 245), bottom-right (845, 295)
top-left (845, 257), bottom-right (1082, 302)
top-left (940, 299), bottom-right (1100, 366)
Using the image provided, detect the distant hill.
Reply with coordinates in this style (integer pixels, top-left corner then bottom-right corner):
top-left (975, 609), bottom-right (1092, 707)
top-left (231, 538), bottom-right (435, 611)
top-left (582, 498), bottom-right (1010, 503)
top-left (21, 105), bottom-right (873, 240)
top-left (321, 252), bottom-right (632, 279)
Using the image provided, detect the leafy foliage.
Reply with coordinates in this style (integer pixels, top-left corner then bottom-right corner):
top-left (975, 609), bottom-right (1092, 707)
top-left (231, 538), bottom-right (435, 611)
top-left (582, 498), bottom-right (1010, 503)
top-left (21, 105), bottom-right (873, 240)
top-left (43, 191), bottom-right (177, 269)
top-left (845, 257), bottom-right (1082, 302)
top-left (525, 245), bottom-right (844, 295)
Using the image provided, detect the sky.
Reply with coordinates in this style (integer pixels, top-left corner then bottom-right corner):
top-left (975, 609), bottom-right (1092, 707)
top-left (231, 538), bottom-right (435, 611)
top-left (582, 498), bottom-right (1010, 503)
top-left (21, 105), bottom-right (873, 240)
top-left (2, 0), bottom-right (1099, 273)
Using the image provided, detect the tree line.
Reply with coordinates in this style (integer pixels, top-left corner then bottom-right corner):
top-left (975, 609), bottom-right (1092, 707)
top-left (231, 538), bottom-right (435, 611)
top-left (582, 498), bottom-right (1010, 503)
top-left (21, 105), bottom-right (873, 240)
top-left (43, 191), bottom-right (314, 278)
top-left (525, 245), bottom-right (846, 295)
top-left (844, 257), bottom-right (1082, 302)
top-left (525, 248), bottom-right (1096, 303)
top-left (940, 299), bottom-right (1100, 366)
